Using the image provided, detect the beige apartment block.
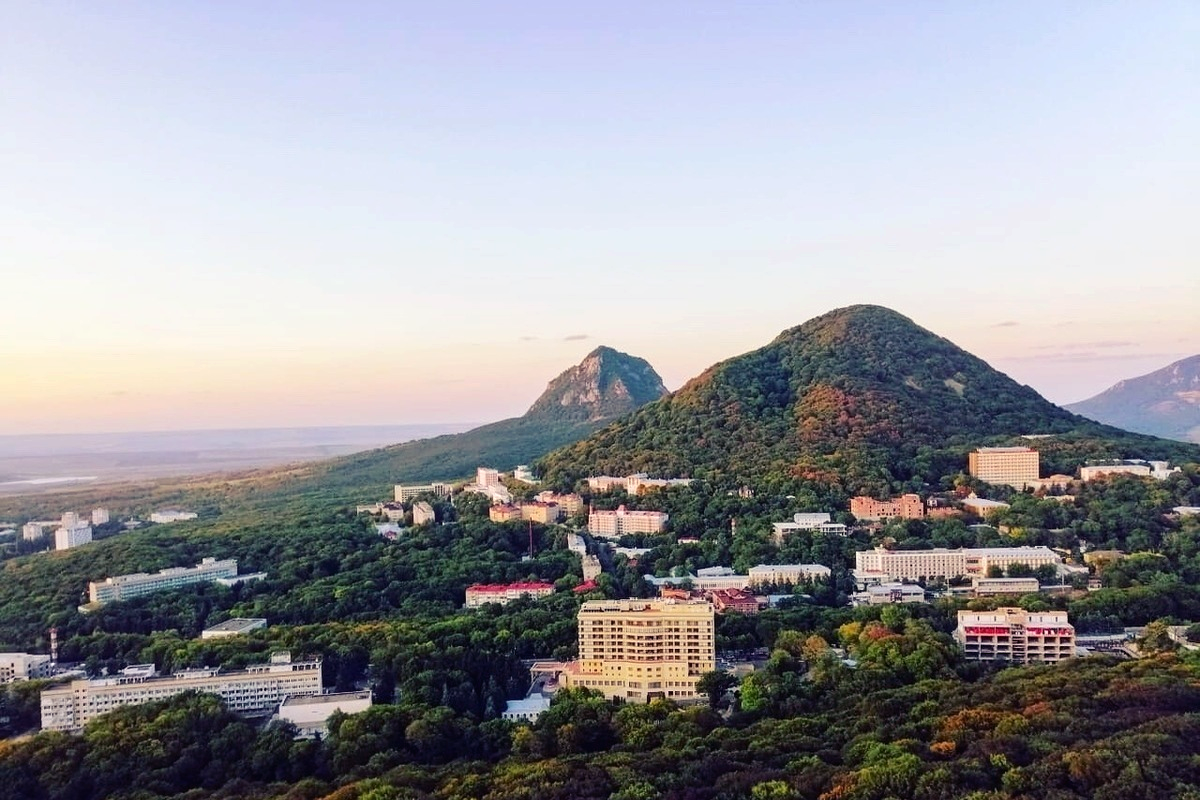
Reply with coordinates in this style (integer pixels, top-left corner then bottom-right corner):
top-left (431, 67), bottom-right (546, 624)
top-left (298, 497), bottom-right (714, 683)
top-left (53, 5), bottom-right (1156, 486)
top-left (968, 447), bottom-right (1040, 489)
top-left (955, 607), bottom-right (1075, 664)
top-left (561, 599), bottom-right (715, 703)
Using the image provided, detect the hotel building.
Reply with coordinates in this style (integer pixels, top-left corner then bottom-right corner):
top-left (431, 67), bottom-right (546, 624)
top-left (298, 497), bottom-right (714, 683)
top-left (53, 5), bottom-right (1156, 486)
top-left (55, 523), bottom-right (93, 551)
top-left (968, 447), bottom-right (1040, 489)
top-left (393, 483), bottom-right (451, 502)
top-left (747, 563), bottom-right (832, 588)
top-left (955, 607), bottom-right (1075, 664)
top-left (40, 652), bottom-right (321, 732)
top-left (850, 494), bottom-right (925, 521)
top-left (88, 558), bottom-right (240, 604)
top-left (854, 546), bottom-right (1060, 584)
top-left (463, 582), bottom-right (555, 608)
top-left (588, 505), bottom-right (669, 537)
top-left (561, 599), bottom-right (715, 703)
top-left (771, 513), bottom-right (848, 545)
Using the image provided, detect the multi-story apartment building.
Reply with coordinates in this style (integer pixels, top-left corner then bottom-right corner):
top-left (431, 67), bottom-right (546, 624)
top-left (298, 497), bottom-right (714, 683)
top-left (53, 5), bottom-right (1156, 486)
top-left (561, 599), bottom-right (715, 703)
top-left (854, 546), bottom-right (1060, 584)
top-left (393, 483), bottom-right (452, 502)
top-left (411, 501), bottom-right (436, 526)
top-left (55, 523), bottom-right (92, 551)
top-left (488, 505), bottom-right (523, 523)
top-left (850, 494), bottom-right (925, 521)
top-left (476, 467), bottom-right (501, 487)
top-left (40, 653), bottom-right (321, 732)
top-left (536, 491), bottom-right (584, 516)
top-left (0, 652), bottom-right (52, 682)
top-left (22, 522), bottom-right (45, 541)
top-left (463, 582), bottom-right (555, 608)
top-left (91, 508), bottom-right (110, 526)
top-left (968, 447), bottom-right (1040, 489)
top-left (747, 563), bottom-right (831, 588)
top-left (587, 505), bottom-right (669, 537)
top-left (581, 554), bottom-right (603, 581)
top-left (88, 558), bottom-right (240, 604)
top-left (520, 502), bottom-right (562, 524)
top-left (955, 607), bottom-right (1075, 664)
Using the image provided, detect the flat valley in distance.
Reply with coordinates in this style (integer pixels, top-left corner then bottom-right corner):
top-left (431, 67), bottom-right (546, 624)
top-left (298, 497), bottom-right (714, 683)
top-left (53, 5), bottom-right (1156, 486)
top-left (0, 423), bottom-right (476, 495)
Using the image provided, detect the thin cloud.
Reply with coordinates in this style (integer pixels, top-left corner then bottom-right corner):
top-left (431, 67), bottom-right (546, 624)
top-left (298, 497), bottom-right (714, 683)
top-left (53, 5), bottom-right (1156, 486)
top-left (991, 321), bottom-right (1019, 328)
top-left (1002, 351), bottom-right (1183, 364)
top-left (1030, 340), bottom-right (1136, 351)
top-left (563, 334), bottom-right (590, 341)
top-left (518, 336), bottom-right (539, 342)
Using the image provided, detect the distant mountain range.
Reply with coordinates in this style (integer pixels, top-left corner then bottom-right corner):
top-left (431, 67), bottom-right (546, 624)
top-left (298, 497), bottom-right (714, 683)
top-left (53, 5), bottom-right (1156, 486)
top-left (1067, 355), bottom-right (1200, 444)
top-left (539, 305), bottom-right (1200, 493)
top-left (310, 346), bottom-right (668, 492)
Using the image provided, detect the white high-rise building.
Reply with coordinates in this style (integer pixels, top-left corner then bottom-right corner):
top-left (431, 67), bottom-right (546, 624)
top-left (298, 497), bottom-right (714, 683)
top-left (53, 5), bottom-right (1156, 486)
top-left (91, 508), bottom-right (110, 526)
top-left (55, 524), bottom-right (93, 551)
top-left (22, 523), bottom-right (46, 541)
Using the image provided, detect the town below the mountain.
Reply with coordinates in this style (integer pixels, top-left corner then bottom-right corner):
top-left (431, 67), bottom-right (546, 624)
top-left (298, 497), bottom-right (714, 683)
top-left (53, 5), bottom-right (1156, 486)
top-left (2, 306), bottom-right (1200, 800)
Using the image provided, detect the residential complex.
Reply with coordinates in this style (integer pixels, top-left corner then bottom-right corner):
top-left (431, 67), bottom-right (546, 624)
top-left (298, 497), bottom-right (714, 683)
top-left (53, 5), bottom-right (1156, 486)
top-left (463, 582), bottom-right (555, 608)
top-left (954, 607), bottom-right (1075, 664)
top-left (0, 652), bottom-right (52, 682)
top-left (747, 563), bottom-right (831, 587)
top-left (40, 652), bottom-right (322, 732)
top-left (1080, 460), bottom-right (1179, 482)
top-left (201, 618), bottom-right (268, 639)
top-left (587, 474), bottom-right (693, 495)
top-left (968, 446), bottom-right (1040, 489)
top-left (91, 508), bottom-right (110, 525)
top-left (850, 494), bottom-right (925, 521)
top-left (854, 546), bottom-right (1061, 584)
top-left (560, 599), bottom-right (715, 703)
top-left (412, 501), bottom-right (436, 525)
top-left (149, 510), bottom-right (198, 524)
top-left (88, 558), bottom-right (240, 604)
top-left (393, 483), bottom-right (451, 502)
top-left (588, 505), bottom-right (669, 537)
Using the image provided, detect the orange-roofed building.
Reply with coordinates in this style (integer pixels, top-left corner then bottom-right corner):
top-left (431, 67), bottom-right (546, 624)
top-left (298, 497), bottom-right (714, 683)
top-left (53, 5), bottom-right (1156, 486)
top-left (464, 582), bottom-right (555, 608)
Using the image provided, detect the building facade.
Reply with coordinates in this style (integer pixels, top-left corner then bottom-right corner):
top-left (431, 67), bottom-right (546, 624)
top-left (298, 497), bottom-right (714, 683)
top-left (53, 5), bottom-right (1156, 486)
top-left (850, 494), bottom-right (925, 521)
top-left (536, 491), bottom-right (584, 516)
top-left (854, 546), bottom-right (1060, 584)
top-left (40, 653), bottom-right (321, 732)
top-left (954, 607), bottom-right (1075, 664)
top-left (488, 505), bottom-right (523, 523)
top-left (149, 510), bottom-right (198, 524)
top-left (89, 558), bottom-right (240, 604)
top-left (748, 563), bottom-right (831, 587)
top-left (22, 522), bottom-right (45, 541)
top-left (711, 588), bottom-right (759, 614)
top-left (91, 508), bottom-right (110, 526)
top-left (55, 523), bottom-right (93, 551)
top-left (520, 502), bottom-right (562, 524)
top-left (412, 501), bottom-right (436, 526)
top-left (968, 447), bottom-right (1040, 489)
top-left (561, 599), bottom-right (715, 703)
top-left (0, 652), bottom-right (52, 682)
top-left (587, 505), bottom-right (669, 537)
top-left (463, 582), bottom-right (555, 608)
top-left (393, 483), bottom-right (451, 502)
top-left (771, 513), bottom-right (848, 545)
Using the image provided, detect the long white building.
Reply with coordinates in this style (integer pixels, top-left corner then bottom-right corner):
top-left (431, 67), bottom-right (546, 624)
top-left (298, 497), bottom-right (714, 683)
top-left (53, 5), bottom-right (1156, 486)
top-left (40, 652), bottom-right (321, 732)
top-left (393, 483), bottom-right (452, 502)
top-left (854, 546), bottom-right (1060, 584)
top-left (0, 653), bottom-right (52, 682)
top-left (747, 564), bottom-right (832, 587)
top-left (88, 557), bottom-right (240, 604)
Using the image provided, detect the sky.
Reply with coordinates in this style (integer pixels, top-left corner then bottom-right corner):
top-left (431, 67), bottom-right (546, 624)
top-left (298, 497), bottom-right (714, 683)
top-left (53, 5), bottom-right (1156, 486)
top-left (2, 2), bottom-right (1197, 435)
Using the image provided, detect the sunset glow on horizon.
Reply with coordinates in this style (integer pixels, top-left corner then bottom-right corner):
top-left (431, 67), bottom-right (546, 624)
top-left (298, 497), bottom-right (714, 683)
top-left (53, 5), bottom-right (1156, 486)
top-left (3, 2), bottom-right (1197, 435)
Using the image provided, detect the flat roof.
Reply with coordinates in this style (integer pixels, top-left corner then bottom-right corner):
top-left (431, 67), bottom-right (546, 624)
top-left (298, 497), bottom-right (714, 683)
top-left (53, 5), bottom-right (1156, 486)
top-left (203, 618), bottom-right (267, 632)
top-left (281, 690), bottom-right (371, 707)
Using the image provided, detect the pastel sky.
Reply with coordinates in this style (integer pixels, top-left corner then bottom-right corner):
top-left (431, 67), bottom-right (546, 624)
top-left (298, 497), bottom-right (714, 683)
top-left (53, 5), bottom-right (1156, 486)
top-left (3, 2), bottom-right (1197, 435)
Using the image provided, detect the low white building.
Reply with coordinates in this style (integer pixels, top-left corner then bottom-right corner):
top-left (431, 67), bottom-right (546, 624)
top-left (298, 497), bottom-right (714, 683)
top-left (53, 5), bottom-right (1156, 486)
top-left (772, 513), bottom-right (848, 544)
top-left (277, 690), bottom-right (372, 738)
top-left (748, 564), bottom-right (831, 588)
top-left (149, 510), bottom-right (198, 524)
top-left (393, 483), bottom-right (451, 502)
top-left (852, 583), bottom-right (926, 606)
top-left (1080, 460), bottom-right (1179, 482)
top-left (201, 618), bottom-right (267, 640)
top-left (502, 695), bottom-right (551, 722)
top-left (855, 546), bottom-right (1060, 584)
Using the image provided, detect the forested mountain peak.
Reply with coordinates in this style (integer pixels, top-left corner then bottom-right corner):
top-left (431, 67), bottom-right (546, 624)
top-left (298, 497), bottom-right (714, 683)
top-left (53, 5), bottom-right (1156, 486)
top-left (539, 306), bottom-right (1199, 492)
top-left (1067, 354), bottom-right (1200, 444)
top-left (525, 346), bottom-right (667, 423)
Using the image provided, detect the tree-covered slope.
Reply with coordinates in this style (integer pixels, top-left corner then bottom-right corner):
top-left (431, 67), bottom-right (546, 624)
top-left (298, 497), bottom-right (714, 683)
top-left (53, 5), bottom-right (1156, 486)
top-left (1067, 354), bottom-right (1200, 444)
top-left (540, 306), bottom-right (1200, 492)
top-left (305, 346), bottom-right (667, 494)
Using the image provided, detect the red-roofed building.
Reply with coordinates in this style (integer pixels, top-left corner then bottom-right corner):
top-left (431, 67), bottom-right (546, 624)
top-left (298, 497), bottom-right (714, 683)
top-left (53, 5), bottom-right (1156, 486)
top-left (711, 588), bottom-right (760, 615)
top-left (489, 505), bottom-right (523, 523)
top-left (574, 580), bottom-right (599, 594)
top-left (464, 582), bottom-right (555, 608)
